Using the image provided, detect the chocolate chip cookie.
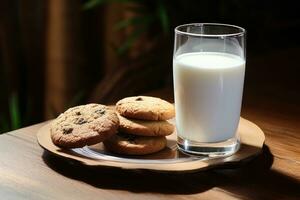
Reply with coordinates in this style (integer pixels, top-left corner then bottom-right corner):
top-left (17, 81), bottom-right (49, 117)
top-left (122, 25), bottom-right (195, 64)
top-left (116, 96), bottom-right (175, 120)
top-left (118, 114), bottom-right (174, 136)
top-left (103, 133), bottom-right (167, 155)
top-left (50, 104), bottom-right (119, 148)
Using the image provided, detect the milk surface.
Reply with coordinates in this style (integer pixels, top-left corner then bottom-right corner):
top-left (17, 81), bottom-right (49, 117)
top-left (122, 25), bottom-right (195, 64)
top-left (173, 52), bottom-right (245, 142)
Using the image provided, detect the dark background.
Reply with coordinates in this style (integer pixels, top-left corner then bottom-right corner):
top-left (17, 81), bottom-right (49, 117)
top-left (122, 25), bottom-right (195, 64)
top-left (0, 0), bottom-right (299, 133)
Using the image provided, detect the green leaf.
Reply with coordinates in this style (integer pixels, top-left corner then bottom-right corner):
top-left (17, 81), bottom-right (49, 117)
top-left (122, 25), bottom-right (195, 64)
top-left (125, 4), bottom-right (148, 14)
top-left (156, 1), bottom-right (169, 34)
top-left (9, 93), bottom-right (21, 130)
top-left (113, 0), bottom-right (143, 2)
top-left (83, 0), bottom-right (106, 10)
top-left (114, 15), bottom-right (154, 30)
top-left (83, 0), bottom-right (140, 10)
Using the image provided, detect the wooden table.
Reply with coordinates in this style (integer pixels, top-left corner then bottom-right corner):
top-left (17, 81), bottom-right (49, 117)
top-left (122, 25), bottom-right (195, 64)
top-left (0, 88), bottom-right (299, 200)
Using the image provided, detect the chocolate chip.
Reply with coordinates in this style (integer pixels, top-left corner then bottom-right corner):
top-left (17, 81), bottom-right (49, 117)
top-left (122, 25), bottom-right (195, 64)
top-left (135, 97), bottom-right (143, 101)
top-left (95, 109), bottom-right (106, 116)
top-left (63, 127), bottom-right (73, 134)
top-left (75, 111), bottom-right (81, 115)
top-left (74, 118), bottom-right (87, 125)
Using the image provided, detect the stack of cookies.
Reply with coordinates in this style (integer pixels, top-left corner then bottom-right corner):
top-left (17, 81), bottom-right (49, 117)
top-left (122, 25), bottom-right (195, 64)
top-left (50, 96), bottom-right (175, 156)
top-left (103, 96), bottom-right (175, 155)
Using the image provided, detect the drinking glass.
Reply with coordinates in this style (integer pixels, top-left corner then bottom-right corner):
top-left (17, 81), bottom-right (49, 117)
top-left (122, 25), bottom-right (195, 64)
top-left (173, 23), bottom-right (246, 157)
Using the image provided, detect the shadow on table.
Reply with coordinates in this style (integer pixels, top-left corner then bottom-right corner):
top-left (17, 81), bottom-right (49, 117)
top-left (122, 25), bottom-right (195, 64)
top-left (42, 145), bottom-right (300, 198)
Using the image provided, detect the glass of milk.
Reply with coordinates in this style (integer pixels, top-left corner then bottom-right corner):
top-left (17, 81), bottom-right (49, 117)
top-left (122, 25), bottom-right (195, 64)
top-left (173, 23), bottom-right (246, 157)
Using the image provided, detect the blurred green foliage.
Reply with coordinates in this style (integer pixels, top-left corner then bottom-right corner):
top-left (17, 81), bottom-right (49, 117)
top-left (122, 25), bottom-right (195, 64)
top-left (83, 0), bottom-right (170, 55)
top-left (0, 94), bottom-right (22, 133)
top-left (0, 92), bottom-right (84, 134)
top-left (1, 0), bottom-right (293, 133)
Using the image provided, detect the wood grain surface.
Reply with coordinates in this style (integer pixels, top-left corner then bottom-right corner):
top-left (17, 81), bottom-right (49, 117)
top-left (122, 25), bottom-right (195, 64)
top-left (0, 88), bottom-right (299, 200)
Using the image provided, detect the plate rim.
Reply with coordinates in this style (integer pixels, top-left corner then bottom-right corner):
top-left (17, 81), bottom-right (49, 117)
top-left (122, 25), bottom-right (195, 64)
top-left (37, 117), bottom-right (265, 172)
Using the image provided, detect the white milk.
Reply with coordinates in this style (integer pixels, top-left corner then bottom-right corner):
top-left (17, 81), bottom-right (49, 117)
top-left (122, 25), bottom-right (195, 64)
top-left (173, 52), bottom-right (245, 142)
